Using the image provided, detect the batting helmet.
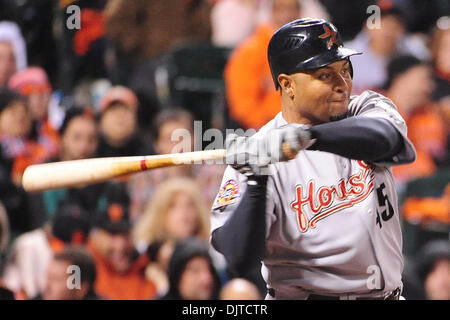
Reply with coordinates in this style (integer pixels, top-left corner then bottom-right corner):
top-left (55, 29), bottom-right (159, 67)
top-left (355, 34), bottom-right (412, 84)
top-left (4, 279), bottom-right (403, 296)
top-left (268, 18), bottom-right (362, 89)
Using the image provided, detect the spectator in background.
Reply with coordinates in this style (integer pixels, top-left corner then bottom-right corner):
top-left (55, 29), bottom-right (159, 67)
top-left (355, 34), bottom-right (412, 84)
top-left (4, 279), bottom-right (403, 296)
top-left (133, 177), bottom-right (210, 251)
top-left (53, 107), bottom-right (98, 162)
top-left (220, 278), bottom-right (261, 300)
top-left (127, 109), bottom-right (225, 220)
top-left (87, 199), bottom-right (156, 300)
top-left (151, 109), bottom-right (194, 169)
top-left (127, 109), bottom-right (193, 219)
top-left (430, 16), bottom-right (450, 103)
top-left (0, 89), bottom-right (31, 184)
top-left (0, 88), bottom-right (46, 186)
top-left (430, 16), bottom-right (450, 164)
top-left (28, 107), bottom-right (103, 223)
top-left (160, 237), bottom-right (221, 300)
top-left (8, 67), bottom-right (60, 161)
top-left (382, 55), bottom-right (447, 185)
top-left (96, 86), bottom-right (147, 158)
top-left (211, 0), bottom-right (258, 48)
top-left (416, 240), bottom-right (450, 300)
top-left (0, 21), bottom-right (27, 87)
top-left (133, 177), bottom-right (228, 284)
top-left (41, 246), bottom-right (99, 300)
top-left (211, 0), bottom-right (329, 48)
top-left (144, 239), bottom-right (175, 298)
top-left (345, 0), bottom-right (429, 94)
top-left (224, 0), bottom-right (301, 129)
top-left (0, 89), bottom-right (45, 233)
top-left (2, 201), bottom-right (91, 299)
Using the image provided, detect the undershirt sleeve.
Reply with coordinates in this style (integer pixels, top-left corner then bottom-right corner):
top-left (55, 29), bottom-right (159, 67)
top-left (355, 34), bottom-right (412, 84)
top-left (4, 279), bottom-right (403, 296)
top-left (211, 180), bottom-right (268, 276)
top-left (307, 117), bottom-right (404, 163)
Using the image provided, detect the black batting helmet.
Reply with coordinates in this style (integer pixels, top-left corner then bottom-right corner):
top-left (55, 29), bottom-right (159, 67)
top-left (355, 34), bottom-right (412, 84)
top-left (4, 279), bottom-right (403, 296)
top-left (268, 18), bottom-right (362, 89)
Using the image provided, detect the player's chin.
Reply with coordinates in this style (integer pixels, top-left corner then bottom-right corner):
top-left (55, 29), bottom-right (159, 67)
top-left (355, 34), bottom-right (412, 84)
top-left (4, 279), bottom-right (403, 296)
top-left (327, 101), bottom-right (349, 121)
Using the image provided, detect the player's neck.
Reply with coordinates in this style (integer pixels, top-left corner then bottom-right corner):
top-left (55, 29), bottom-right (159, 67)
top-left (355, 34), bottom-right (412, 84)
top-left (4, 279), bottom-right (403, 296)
top-left (281, 100), bottom-right (316, 125)
top-left (281, 106), bottom-right (316, 125)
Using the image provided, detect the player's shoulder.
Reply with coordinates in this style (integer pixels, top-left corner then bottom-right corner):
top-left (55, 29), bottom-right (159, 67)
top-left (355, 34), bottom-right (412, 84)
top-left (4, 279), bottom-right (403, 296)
top-left (348, 90), bottom-right (398, 116)
top-left (252, 112), bottom-right (284, 138)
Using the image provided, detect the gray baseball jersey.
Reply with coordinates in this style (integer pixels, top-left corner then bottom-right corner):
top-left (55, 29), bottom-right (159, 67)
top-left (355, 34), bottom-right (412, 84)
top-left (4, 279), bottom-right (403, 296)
top-left (210, 90), bottom-right (416, 300)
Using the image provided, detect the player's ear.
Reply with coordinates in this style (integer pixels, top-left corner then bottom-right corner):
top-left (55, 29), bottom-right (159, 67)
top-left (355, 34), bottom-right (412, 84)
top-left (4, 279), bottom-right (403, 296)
top-left (278, 74), bottom-right (295, 100)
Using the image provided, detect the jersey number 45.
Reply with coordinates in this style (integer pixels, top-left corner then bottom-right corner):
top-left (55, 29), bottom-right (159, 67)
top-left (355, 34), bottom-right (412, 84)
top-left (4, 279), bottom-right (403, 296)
top-left (375, 183), bottom-right (394, 229)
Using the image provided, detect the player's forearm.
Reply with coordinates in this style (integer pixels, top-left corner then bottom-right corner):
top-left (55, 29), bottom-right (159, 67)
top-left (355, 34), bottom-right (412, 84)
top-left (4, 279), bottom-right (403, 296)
top-left (307, 117), bottom-right (403, 162)
top-left (211, 180), bottom-right (267, 276)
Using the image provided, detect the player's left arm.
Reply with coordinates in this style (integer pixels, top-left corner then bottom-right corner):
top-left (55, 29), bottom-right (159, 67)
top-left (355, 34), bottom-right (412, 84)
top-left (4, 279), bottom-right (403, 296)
top-left (306, 92), bottom-right (416, 165)
top-left (307, 117), bottom-right (404, 162)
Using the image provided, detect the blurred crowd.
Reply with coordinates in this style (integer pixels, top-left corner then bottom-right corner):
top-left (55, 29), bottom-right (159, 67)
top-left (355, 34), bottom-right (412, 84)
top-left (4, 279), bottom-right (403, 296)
top-left (0, 0), bottom-right (448, 300)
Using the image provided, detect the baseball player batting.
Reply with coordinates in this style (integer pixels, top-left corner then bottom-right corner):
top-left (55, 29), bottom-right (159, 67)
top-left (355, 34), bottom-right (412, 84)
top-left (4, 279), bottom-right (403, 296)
top-left (210, 18), bottom-right (416, 300)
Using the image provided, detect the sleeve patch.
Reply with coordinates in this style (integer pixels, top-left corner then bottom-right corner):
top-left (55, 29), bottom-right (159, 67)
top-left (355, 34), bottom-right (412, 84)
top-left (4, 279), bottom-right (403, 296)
top-left (212, 179), bottom-right (240, 211)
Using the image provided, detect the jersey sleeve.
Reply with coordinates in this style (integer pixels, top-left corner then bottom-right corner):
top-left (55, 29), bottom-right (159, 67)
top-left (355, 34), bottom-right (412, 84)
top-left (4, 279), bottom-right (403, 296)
top-left (210, 166), bottom-right (247, 234)
top-left (210, 165), bottom-right (277, 236)
top-left (347, 90), bottom-right (417, 167)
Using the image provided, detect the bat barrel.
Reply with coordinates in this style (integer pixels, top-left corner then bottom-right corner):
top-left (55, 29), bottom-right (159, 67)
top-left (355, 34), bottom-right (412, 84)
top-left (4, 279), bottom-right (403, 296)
top-left (22, 149), bottom-right (227, 193)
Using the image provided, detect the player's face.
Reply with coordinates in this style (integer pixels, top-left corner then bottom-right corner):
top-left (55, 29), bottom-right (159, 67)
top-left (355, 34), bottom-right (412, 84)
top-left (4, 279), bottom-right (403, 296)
top-left (281, 59), bottom-right (352, 124)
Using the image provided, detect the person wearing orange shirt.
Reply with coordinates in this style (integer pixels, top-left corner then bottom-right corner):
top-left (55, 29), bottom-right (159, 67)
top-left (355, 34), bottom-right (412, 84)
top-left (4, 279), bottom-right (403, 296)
top-left (87, 200), bottom-right (156, 300)
top-left (224, 0), bottom-right (301, 129)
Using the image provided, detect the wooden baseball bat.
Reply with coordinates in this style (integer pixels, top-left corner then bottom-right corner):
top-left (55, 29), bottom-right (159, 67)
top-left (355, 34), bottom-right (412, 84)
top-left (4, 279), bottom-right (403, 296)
top-left (22, 149), bottom-right (227, 192)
